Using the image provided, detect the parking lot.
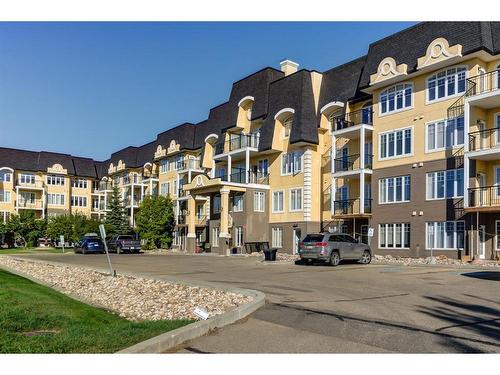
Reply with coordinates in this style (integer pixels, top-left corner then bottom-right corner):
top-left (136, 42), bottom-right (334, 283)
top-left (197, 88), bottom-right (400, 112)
top-left (23, 253), bottom-right (500, 353)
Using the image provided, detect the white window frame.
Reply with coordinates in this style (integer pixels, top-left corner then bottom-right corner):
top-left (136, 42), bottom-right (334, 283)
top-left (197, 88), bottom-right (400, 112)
top-left (272, 227), bottom-right (283, 248)
top-left (378, 223), bottom-right (410, 249)
top-left (289, 187), bottom-right (303, 212)
top-left (0, 170), bottom-right (12, 182)
top-left (283, 117), bottom-right (293, 139)
top-left (253, 191), bottom-right (265, 212)
top-left (426, 221), bottom-right (465, 250)
top-left (46, 174), bottom-right (65, 186)
top-left (213, 195), bottom-right (221, 214)
top-left (0, 190), bottom-right (11, 203)
top-left (378, 126), bottom-right (413, 160)
top-left (281, 151), bottom-right (303, 176)
top-left (47, 193), bottom-right (65, 206)
top-left (425, 117), bottom-right (465, 152)
top-left (426, 66), bottom-right (467, 104)
top-left (272, 190), bottom-right (284, 213)
top-left (379, 82), bottom-right (413, 116)
top-left (234, 226), bottom-right (244, 247)
top-left (426, 169), bottom-right (464, 200)
top-left (160, 159), bottom-right (169, 174)
top-left (379, 175), bottom-right (411, 204)
top-left (233, 194), bottom-right (244, 212)
top-left (212, 227), bottom-right (220, 247)
top-left (160, 182), bottom-right (170, 197)
top-left (0, 211), bottom-right (10, 223)
top-left (19, 192), bottom-right (35, 204)
top-left (71, 178), bottom-right (88, 189)
top-left (71, 196), bottom-right (87, 207)
top-left (19, 173), bottom-right (35, 185)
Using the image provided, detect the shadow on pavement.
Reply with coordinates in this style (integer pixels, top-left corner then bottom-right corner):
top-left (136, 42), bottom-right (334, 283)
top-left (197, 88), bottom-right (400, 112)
top-left (461, 271), bottom-right (500, 281)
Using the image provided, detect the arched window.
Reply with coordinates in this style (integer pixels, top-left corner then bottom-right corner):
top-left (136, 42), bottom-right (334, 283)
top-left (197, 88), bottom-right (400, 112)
top-left (283, 116), bottom-right (293, 139)
top-left (380, 83), bottom-right (413, 115)
top-left (427, 66), bottom-right (467, 102)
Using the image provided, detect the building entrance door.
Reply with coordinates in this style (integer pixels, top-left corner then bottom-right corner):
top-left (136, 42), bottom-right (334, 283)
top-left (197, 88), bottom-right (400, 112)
top-left (293, 228), bottom-right (301, 255)
top-left (479, 225), bottom-right (486, 260)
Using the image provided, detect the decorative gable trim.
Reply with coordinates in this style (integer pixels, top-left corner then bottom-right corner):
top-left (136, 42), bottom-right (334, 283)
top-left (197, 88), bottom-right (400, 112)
top-left (417, 37), bottom-right (463, 71)
top-left (370, 57), bottom-right (408, 86)
top-left (47, 163), bottom-right (67, 175)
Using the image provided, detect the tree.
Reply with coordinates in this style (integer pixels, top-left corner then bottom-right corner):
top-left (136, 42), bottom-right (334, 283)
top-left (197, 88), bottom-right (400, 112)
top-left (46, 213), bottom-right (101, 244)
top-left (105, 186), bottom-right (130, 236)
top-left (135, 195), bottom-right (175, 249)
top-left (2, 211), bottom-right (47, 247)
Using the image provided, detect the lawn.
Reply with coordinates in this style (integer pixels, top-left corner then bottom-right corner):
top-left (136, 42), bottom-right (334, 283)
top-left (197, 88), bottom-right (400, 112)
top-left (0, 269), bottom-right (192, 353)
top-left (0, 247), bottom-right (66, 255)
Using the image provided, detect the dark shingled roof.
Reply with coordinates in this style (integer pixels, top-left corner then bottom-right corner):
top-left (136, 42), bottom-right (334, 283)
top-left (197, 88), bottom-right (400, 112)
top-left (156, 123), bottom-right (196, 151)
top-left (319, 56), bottom-right (367, 111)
top-left (0, 147), bottom-right (101, 178)
top-left (359, 22), bottom-right (500, 88)
top-left (259, 70), bottom-right (319, 151)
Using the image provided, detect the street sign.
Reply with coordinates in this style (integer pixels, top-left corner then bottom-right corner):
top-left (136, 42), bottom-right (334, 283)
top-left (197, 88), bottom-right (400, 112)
top-left (367, 228), bottom-right (374, 237)
top-left (99, 224), bottom-right (115, 277)
top-left (60, 235), bottom-right (65, 253)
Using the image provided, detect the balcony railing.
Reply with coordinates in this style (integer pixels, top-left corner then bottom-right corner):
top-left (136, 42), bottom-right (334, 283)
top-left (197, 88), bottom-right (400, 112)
top-left (177, 214), bottom-right (186, 225)
top-left (125, 196), bottom-right (141, 206)
top-left (177, 188), bottom-right (187, 198)
top-left (178, 159), bottom-right (202, 171)
top-left (97, 182), bottom-right (113, 191)
top-left (214, 133), bottom-right (260, 155)
top-left (17, 179), bottom-right (44, 189)
top-left (217, 170), bottom-right (270, 185)
top-left (17, 200), bottom-right (44, 209)
top-left (334, 154), bottom-right (373, 172)
top-left (468, 186), bottom-right (500, 208)
top-left (195, 215), bottom-right (207, 226)
top-left (468, 127), bottom-right (500, 152)
top-left (331, 106), bottom-right (373, 131)
top-left (333, 198), bottom-right (372, 215)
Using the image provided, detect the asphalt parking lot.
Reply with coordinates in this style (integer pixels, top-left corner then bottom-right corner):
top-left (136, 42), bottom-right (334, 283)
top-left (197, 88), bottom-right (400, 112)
top-left (21, 253), bottom-right (500, 353)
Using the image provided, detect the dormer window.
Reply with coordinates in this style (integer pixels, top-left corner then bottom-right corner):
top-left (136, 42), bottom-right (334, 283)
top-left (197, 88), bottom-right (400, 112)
top-left (380, 83), bottom-right (412, 115)
top-left (246, 107), bottom-right (252, 121)
top-left (283, 117), bottom-right (293, 139)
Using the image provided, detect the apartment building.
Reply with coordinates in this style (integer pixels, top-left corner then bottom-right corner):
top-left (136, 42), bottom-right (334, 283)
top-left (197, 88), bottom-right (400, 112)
top-left (1, 22), bottom-right (500, 260)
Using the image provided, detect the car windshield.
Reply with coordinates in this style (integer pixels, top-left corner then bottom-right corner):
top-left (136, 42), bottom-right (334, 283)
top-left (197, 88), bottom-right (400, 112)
top-left (86, 237), bottom-right (102, 243)
top-left (303, 234), bottom-right (325, 243)
top-left (119, 235), bottom-right (134, 240)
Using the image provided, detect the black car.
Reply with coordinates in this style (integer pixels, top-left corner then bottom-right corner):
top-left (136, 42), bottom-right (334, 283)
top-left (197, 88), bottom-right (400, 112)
top-left (74, 235), bottom-right (105, 254)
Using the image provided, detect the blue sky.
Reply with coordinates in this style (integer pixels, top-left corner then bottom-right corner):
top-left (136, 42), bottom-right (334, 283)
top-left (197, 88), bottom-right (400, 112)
top-left (0, 22), bottom-right (416, 160)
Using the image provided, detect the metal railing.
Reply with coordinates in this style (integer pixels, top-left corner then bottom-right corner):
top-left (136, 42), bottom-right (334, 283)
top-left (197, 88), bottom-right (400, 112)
top-left (177, 215), bottom-right (186, 225)
top-left (214, 133), bottom-right (260, 155)
top-left (468, 186), bottom-right (500, 208)
top-left (334, 154), bottom-right (372, 171)
top-left (333, 198), bottom-right (372, 215)
top-left (17, 200), bottom-right (44, 209)
top-left (217, 170), bottom-right (270, 185)
top-left (469, 127), bottom-right (500, 152)
top-left (178, 159), bottom-right (201, 171)
top-left (331, 106), bottom-right (373, 131)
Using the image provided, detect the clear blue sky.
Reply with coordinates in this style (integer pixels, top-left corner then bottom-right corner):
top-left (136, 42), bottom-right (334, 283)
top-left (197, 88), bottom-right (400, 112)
top-left (0, 22), bottom-right (416, 160)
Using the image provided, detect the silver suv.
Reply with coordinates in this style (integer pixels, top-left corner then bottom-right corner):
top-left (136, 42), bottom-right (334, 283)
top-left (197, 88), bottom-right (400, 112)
top-left (298, 233), bottom-right (372, 266)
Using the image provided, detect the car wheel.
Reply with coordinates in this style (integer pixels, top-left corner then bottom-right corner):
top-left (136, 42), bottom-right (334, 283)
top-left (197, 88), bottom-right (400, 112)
top-left (82, 247), bottom-right (87, 255)
top-left (329, 251), bottom-right (340, 266)
top-left (360, 250), bottom-right (372, 264)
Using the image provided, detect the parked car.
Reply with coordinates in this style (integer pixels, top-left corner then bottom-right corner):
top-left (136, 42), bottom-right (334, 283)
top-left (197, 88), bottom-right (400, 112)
top-left (74, 235), bottom-right (105, 254)
top-left (298, 233), bottom-right (372, 266)
top-left (107, 234), bottom-right (141, 254)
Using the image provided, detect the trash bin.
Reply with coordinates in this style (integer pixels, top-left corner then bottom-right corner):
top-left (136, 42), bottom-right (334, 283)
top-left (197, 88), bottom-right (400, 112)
top-left (264, 248), bottom-right (278, 261)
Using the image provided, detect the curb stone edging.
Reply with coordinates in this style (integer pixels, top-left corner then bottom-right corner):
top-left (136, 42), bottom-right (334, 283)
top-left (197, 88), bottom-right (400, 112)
top-left (0, 255), bottom-right (266, 354)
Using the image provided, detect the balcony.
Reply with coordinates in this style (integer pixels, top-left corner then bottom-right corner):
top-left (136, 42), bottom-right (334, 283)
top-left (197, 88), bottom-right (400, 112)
top-left (17, 200), bottom-right (44, 210)
top-left (467, 127), bottom-right (500, 159)
top-left (16, 179), bottom-right (44, 189)
top-left (333, 198), bottom-right (372, 217)
top-left (333, 154), bottom-right (373, 176)
top-left (177, 159), bottom-right (202, 172)
top-left (177, 214), bottom-right (186, 225)
top-left (214, 133), bottom-right (260, 155)
top-left (467, 186), bottom-right (500, 211)
top-left (331, 107), bottom-right (373, 136)
top-left (195, 215), bottom-right (208, 226)
top-left (125, 196), bottom-right (141, 207)
top-left (217, 170), bottom-right (269, 185)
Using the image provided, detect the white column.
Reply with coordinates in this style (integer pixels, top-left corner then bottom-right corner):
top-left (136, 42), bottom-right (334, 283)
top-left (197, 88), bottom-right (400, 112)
top-left (176, 200), bottom-right (180, 224)
top-left (331, 133), bottom-right (336, 215)
top-left (227, 155), bottom-right (232, 182)
top-left (360, 126), bottom-right (365, 169)
top-left (245, 148), bottom-right (250, 184)
top-left (303, 147), bottom-right (313, 222)
top-left (464, 102), bottom-right (470, 208)
top-left (331, 177), bottom-right (337, 215)
top-left (360, 171), bottom-right (365, 214)
top-left (211, 159), bottom-right (216, 178)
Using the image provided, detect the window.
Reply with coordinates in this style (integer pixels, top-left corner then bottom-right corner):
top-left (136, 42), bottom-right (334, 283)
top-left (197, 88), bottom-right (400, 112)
top-left (426, 117), bottom-right (464, 151)
top-left (19, 173), bottom-right (35, 185)
top-left (380, 83), bottom-right (413, 115)
top-left (254, 191), bottom-right (265, 212)
top-left (379, 223), bottom-right (410, 249)
top-left (47, 175), bottom-right (65, 186)
top-left (160, 182), bottom-right (170, 197)
top-left (160, 159), bottom-right (169, 174)
top-left (47, 193), bottom-right (65, 206)
top-left (234, 226), bottom-right (244, 247)
top-left (0, 170), bottom-right (12, 182)
top-left (92, 198), bottom-right (99, 210)
top-left (289, 188), bottom-right (303, 211)
top-left (379, 128), bottom-right (412, 159)
top-left (213, 195), bottom-right (221, 214)
top-left (174, 155), bottom-right (183, 170)
top-left (19, 192), bottom-right (35, 204)
top-left (0, 190), bottom-right (11, 203)
top-left (427, 67), bottom-right (467, 102)
top-left (426, 221), bottom-right (464, 250)
top-left (0, 211), bottom-right (10, 223)
top-left (272, 227), bottom-right (283, 248)
top-left (281, 151), bottom-right (303, 175)
top-left (379, 175), bottom-right (411, 203)
top-left (258, 159), bottom-right (269, 175)
top-left (71, 178), bottom-right (87, 189)
top-left (426, 169), bottom-right (464, 199)
top-left (233, 194), bottom-right (244, 212)
top-left (272, 190), bottom-right (284, 213)
top-left (283, 117), bottom-right (292, 139)
top-left (71, 196), bottom-right (87, 207)
top-left (212, 227), bottom-right (220, 247)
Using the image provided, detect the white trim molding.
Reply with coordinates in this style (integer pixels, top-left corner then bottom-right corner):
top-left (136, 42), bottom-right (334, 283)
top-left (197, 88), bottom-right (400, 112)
top-left (274, 107), bottom-right (295, 121)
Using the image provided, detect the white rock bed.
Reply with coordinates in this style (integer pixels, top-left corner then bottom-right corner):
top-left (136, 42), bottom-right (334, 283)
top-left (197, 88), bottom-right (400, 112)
top-left (373, 254), bottom-right (500, 267)
top-left (0, 257), bottom-right (253, 322)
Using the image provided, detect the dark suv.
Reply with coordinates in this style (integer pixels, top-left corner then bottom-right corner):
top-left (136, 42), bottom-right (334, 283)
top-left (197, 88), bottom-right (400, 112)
top-left (74, 235), bottom-right (105, 255)
top-left (299, 233), bottom-right (372, 266)
top-left (107, 235), bottom-right (142, 254)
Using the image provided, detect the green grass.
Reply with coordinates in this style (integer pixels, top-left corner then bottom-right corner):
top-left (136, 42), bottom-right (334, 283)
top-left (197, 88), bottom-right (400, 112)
top-left (0, 247), bottom-right (66, 255)
top-left (0, 269), bottom-right (192, 353)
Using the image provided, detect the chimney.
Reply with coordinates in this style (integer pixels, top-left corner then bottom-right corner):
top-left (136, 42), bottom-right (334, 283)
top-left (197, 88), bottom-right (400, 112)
top-left (280, 59), bottom-right (299, 76)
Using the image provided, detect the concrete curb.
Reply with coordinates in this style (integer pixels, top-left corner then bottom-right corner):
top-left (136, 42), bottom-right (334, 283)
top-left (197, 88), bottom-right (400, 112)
top-left (0, 255), bottom-right (266, 354)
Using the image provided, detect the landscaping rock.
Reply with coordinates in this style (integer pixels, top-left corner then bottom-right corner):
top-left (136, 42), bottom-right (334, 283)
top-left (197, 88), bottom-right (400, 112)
top-left (0, 257), bottom-right (252, 322)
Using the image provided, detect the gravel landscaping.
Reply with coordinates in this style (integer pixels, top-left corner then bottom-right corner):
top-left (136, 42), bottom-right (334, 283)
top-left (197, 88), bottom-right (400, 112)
top-left (373, 254), bottom-right (500, 267)
top-left (0, 256), bottom-right (252, 322)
